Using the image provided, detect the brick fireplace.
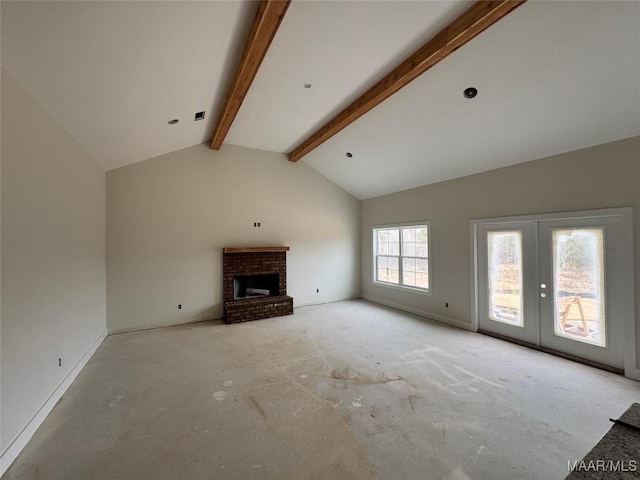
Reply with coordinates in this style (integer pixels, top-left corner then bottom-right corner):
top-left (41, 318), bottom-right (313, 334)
top-left (222, 246), bottom-right (294, 324)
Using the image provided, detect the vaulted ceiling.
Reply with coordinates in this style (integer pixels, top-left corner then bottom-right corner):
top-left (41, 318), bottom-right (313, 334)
top-left (2, 1), bottom-right (639, 199)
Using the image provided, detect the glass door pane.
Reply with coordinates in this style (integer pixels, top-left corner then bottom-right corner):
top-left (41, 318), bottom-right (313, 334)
top-left (477, 222), bottom-right (538, 345)
top-left (551, 228), bottom-right (606, 347)
top-left (488, 231), bottom-right (524, 327)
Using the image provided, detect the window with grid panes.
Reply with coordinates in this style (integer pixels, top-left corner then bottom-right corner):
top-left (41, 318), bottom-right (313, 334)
top-left (373, 224), bottom-right (430, 292)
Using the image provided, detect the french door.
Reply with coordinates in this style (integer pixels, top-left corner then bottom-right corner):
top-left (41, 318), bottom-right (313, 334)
top-left (476, 214), bottom-right (625, 370)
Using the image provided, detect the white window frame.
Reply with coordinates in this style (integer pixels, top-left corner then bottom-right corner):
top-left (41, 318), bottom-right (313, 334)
top-left (372, 221), bottom-right (432, 295)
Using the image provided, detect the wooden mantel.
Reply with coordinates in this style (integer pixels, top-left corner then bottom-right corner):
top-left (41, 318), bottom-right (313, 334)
top-left (223, 246), bottom-right (290, 254)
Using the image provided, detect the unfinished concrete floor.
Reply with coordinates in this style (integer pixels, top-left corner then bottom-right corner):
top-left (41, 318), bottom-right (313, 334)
top-left (4, 300), bottom-right (639, 480)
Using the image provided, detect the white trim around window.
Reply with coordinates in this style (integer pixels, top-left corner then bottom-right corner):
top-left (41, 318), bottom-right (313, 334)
top-left (372, 221), bottom-right (432, 295)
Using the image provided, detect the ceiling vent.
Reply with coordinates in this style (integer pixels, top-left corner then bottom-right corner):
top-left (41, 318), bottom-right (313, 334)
top-left (194, 111), bottom-right (205, 121)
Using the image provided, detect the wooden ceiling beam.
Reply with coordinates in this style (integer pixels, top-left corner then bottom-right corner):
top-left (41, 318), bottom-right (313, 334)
top-left (288, 0), bottom-right (526, 162)
top-left (210, 0), bottom-right (290, 150)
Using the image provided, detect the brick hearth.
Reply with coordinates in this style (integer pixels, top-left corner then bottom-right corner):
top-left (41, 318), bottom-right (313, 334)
top-left (222, 247), bottom-right (293, 324)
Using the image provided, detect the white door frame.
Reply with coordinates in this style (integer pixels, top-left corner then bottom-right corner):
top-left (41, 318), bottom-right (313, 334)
top-left (469, 207), bottom-right (637, 380)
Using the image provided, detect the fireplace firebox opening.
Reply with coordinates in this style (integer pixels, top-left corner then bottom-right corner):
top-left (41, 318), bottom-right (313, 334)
top-left (233, 273), bottom-right (279, 300)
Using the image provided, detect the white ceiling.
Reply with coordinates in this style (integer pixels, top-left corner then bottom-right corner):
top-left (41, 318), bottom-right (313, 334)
top-left (302, 0), bottom-right (640, 198)
top-left (225, 0), bottom-right (474, 152)
top-left (1, 0), bottom-right (255, 170)
top-left (2, 1), bottom-right (639, 199)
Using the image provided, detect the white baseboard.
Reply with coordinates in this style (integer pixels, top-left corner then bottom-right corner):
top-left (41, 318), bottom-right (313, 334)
top-left (0, 328), bottom-right (108, 476)
top-left (108, 317), bottom-right (221, 335)
top-left (294, 296), bottom-right (361, 309)
top-left (361, 294), bottom-right (475, 332)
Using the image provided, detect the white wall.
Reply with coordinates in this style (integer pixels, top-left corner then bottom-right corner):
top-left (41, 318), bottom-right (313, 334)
top-left (361, 136), bottom-right (640, 361)
top-left (1, 71), bottom-right (107, 469)
top-left (106, 143), bottom-right (360, 333)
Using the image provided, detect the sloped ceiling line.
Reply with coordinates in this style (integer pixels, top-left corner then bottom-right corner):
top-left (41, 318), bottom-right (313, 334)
top-left (210, 0), bottom-right (291, 150)
top-left (287, 0), bottom-right (527, 163)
